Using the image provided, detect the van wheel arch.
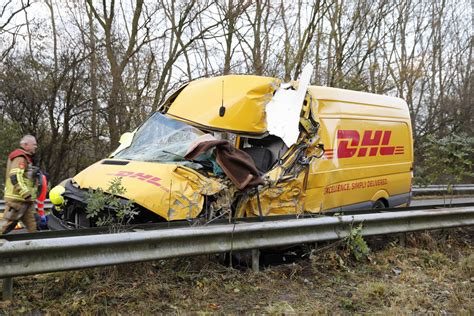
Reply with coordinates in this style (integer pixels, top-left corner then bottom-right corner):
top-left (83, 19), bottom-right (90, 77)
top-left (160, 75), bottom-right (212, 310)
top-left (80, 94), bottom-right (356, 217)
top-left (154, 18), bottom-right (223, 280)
top-left (372, 198), bottom-right (388, 209)
top-left (371, 190), bottom-right (389, 209)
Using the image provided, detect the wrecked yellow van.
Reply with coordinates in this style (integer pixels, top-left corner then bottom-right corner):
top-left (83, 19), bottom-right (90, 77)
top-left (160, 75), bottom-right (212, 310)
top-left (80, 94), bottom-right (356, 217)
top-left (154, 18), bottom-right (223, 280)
top-left (50, 66), bottom-right (413, 228)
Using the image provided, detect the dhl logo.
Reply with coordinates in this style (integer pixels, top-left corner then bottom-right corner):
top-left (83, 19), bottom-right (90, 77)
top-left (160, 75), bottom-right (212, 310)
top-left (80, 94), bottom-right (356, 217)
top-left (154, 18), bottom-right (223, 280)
top-left (107, 171), bottom-right (169, 192)
top-left (325, 130), bottom-right (404, 159)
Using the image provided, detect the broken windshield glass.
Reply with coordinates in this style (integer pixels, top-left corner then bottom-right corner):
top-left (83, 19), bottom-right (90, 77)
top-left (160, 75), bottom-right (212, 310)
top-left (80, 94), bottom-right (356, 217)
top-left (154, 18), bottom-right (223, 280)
top-left (114, 113), bottom-right (205, 162)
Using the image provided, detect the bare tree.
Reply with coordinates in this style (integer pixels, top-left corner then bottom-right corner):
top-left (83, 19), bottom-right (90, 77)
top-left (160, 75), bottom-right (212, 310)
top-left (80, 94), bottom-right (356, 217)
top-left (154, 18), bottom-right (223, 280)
top-left (0, 0), bottom-right (30, 32)
top-left (86, 3), bottom-right (100, 159)
top-left (86, 0), bottom-right (151, 148)
top-left (152, 0), bottom-right (226, 111)
top-left (237, 0), bottom-right (280, 76)
top-left (0, 0), bottom-right (31, 60)
top-left (214, 0), bottom-right (251, 75)
top-left (383, 0), bottom-right (431, 141)
top-left (278, 0), bottom-right (329, 81)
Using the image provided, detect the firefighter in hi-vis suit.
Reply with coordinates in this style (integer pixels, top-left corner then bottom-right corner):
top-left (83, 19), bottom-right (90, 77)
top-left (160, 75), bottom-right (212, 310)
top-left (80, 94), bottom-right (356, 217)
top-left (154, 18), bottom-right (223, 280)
top-left (1, 135), bottom-right (39, 234)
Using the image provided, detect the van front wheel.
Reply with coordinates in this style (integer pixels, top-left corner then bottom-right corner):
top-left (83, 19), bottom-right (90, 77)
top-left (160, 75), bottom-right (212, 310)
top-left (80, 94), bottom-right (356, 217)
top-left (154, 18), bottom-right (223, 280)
top-left (372, 199), bottom-right (386, 209)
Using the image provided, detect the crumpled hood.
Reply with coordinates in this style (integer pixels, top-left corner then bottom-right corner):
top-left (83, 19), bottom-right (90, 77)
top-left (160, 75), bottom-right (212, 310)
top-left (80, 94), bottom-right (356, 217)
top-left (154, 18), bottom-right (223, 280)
top-left (73, 159), bottom-right (226, 220)
top-left (166, 75), bottom-right (281, 134)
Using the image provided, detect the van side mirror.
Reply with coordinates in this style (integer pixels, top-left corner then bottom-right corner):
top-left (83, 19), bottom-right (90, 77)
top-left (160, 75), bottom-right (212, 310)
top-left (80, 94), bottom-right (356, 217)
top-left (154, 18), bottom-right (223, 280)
top-left (110, 131), bottom-right (136, 158)
top-left (119, 132), bottom-right (133, 144)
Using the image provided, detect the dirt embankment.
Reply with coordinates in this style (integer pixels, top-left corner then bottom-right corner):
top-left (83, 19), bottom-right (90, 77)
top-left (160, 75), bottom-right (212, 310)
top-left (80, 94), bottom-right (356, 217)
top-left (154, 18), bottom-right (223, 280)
top-left (1, 227), bottom-right (473, 314)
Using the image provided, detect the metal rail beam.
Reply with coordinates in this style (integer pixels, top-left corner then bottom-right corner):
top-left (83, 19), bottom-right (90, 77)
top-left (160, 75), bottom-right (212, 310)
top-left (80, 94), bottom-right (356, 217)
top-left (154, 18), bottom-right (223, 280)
top-left (412, 184), bottom-right (474, 193)
top-left (0, 206), bottom-right (472, 278)
top-left (0, 200), bottom-right (53, 211)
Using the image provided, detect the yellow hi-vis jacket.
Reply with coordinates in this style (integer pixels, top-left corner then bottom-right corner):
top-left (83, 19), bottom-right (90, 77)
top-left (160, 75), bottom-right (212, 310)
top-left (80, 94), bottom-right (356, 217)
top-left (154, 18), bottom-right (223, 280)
top-left (3, 149), bottom-right (37, 202)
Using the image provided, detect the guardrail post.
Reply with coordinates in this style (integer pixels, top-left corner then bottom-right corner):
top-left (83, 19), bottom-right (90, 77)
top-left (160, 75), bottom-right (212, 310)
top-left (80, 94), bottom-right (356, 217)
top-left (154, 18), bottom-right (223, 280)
top-left (251, 249), bottom-right (260, 272)
top-left (2, 277), bottom-right (13, 301)
top-left (399, 233), bottom-right (406, 247)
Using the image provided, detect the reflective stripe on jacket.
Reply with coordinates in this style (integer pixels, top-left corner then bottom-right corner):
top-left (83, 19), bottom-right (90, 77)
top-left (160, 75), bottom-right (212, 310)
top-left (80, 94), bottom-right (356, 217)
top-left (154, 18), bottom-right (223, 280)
top-left (3, 149), bottom-right (37, 202)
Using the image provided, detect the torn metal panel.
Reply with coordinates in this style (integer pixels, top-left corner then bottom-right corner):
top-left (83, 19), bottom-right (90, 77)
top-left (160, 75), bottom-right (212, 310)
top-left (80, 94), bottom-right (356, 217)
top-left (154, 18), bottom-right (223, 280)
top-left (167, 166), bottom-right (227, 221)
top-left (208, 183), bottom-right (238, 222)
top-left (172, 166), bottom-right (226, 195)
top-left (266, 64), bottom-right (314, 147)
top-left (236, 172), bottom-right (307, 218)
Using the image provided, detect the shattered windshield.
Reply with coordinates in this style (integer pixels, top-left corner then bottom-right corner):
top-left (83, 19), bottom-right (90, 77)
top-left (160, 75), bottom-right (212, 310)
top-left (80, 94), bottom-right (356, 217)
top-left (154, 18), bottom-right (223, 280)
top-left (114, 113), bottom-right (205, 162)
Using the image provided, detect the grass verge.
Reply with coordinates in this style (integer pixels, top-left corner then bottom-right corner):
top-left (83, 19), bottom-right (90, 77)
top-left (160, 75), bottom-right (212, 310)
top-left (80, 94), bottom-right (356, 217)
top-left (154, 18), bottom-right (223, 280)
top-left (0, 227), bottom-right (472, 314)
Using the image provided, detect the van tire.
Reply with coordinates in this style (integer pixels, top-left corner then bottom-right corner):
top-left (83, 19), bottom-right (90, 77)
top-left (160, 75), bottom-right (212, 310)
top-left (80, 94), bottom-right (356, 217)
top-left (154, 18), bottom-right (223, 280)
top-left (372, 199), bottom-right (386, 209)
top-left (74, 211), bottom-right (91, 228)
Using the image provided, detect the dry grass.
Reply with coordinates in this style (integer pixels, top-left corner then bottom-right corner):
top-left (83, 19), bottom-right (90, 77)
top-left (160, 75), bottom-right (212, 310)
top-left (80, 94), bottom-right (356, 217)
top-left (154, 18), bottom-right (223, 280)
top-left (0, 227), bottom-right (472, 314)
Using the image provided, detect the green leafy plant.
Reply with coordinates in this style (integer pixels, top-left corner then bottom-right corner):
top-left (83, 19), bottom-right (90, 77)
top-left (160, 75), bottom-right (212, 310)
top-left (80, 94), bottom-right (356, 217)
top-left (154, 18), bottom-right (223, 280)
top-left (345, 223), bottom-right (370, 261)
top-left (85, 177), bottom-right (138, 228)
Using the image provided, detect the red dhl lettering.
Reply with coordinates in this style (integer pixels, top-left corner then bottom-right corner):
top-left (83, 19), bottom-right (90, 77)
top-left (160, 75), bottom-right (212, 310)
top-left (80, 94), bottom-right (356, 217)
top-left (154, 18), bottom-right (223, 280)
top-left (325, 130), bottom-right (404, 159)
top-left (107, 171), bottom-right (169, 192)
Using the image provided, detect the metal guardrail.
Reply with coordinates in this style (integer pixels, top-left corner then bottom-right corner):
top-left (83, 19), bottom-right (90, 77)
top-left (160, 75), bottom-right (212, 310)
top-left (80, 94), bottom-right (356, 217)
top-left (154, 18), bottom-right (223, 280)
top-left (0, 200), bottom-right (53, 212)
top-left (412, 184), bottom-right (474, 193)
top-left (0, 206), bottom-right (472, 279)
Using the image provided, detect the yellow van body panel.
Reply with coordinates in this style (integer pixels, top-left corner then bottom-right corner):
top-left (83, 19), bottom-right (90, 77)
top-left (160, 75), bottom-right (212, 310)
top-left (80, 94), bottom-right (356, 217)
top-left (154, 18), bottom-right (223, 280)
top-left (371, 189), bottom-right (390, 202)
top-left (304, 86), bottom-right (413, 212)
top-left (240, 86), bottom-right (412, 216)
top-left (166, 75), bottom-right (280, 134)
top-left (73, 160), bottom-right (225, 220)
top-left (235, 166), bottom-right (307, 218)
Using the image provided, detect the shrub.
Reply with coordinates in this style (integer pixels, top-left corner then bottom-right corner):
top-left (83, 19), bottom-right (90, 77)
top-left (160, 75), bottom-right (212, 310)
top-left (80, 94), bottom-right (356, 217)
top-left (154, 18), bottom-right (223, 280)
top-left (85, 177), bottom-right (138, 228)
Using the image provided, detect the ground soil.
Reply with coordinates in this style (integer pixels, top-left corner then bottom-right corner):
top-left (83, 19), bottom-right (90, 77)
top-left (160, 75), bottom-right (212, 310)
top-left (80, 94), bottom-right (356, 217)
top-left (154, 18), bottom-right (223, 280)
top-left (0, 227), bottom-right (472, 314)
